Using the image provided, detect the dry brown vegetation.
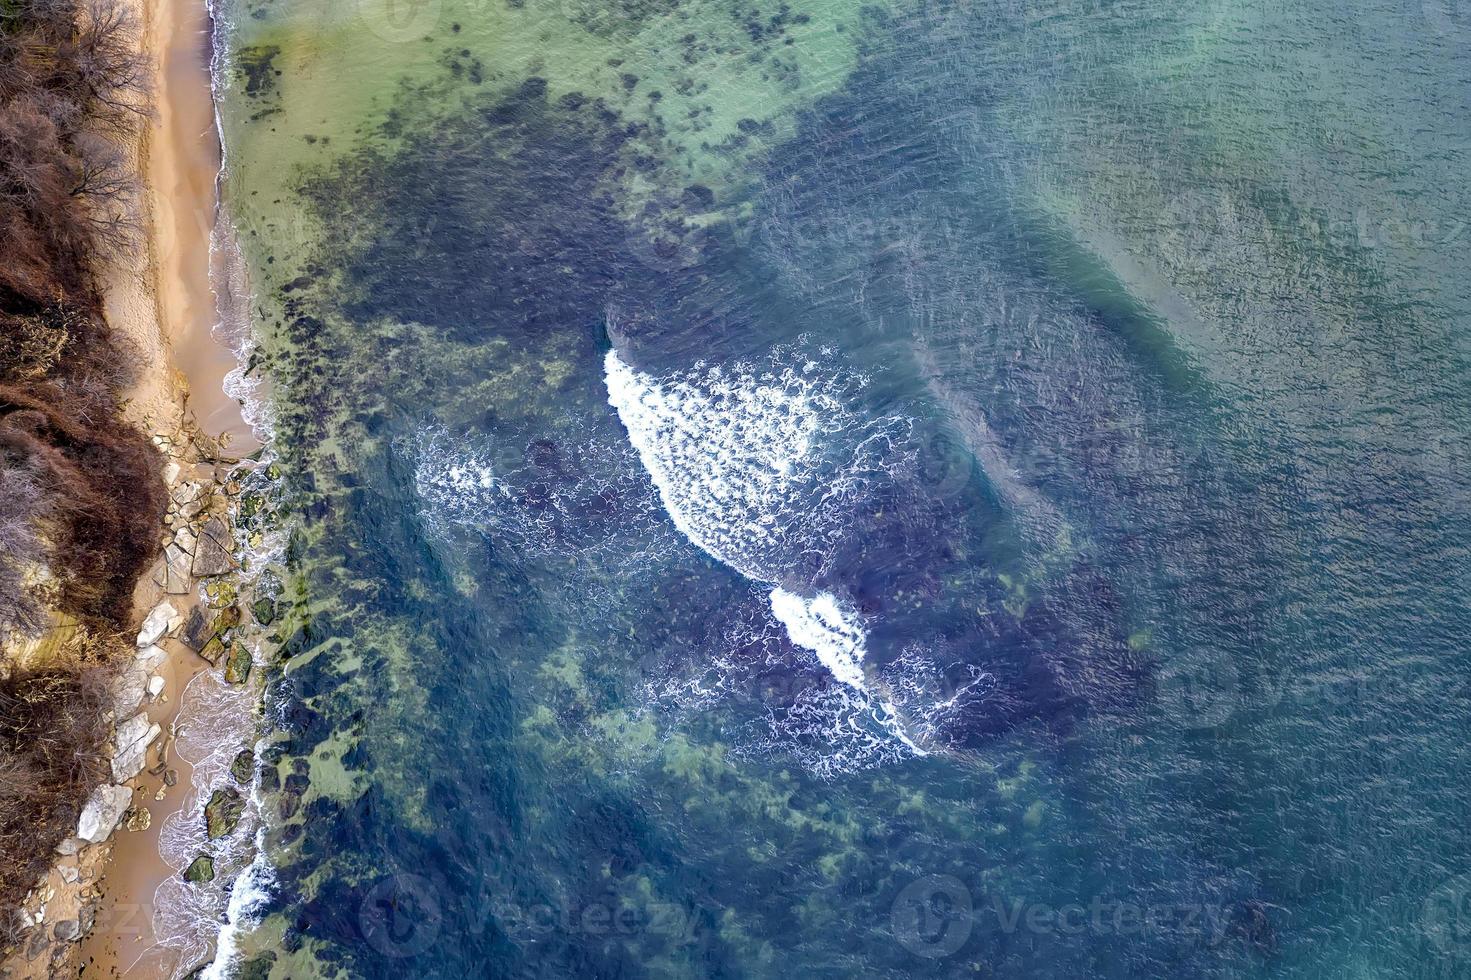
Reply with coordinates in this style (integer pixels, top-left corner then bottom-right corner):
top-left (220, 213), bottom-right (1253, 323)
top-left (0, 659), bottom-right (111, 918)
top-left (0, 0), bottom-right (166, 918)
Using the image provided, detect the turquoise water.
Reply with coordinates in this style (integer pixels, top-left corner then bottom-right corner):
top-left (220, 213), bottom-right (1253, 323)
top-left (207, 0), bottom-right (1471, 976)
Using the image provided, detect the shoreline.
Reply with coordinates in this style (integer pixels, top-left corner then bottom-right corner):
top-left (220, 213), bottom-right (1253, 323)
top-left (78, 0), bottom-right (259, 976)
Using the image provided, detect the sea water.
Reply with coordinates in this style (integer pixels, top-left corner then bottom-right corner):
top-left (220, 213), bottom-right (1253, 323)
top-left (201, 0), bottom-right (1471, 976)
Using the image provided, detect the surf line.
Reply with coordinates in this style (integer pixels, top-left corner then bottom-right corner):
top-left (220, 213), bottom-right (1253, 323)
top-left (603, 348), bottom-right (925, 756)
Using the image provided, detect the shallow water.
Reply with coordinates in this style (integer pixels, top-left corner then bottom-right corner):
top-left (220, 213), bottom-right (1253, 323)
top-left (205, 0), bottom-right (1471, 976)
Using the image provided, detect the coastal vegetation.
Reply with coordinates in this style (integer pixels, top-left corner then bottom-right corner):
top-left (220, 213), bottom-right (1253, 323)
top-left (0, 0), bottom-right (164, 916)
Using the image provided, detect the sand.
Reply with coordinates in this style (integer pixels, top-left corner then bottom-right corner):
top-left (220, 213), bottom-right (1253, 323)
top-left (77, 0), bottom-right (256, 976)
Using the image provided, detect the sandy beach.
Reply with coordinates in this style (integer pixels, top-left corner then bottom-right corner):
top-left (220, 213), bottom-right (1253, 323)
top-left (74, 0), bottom-right (254, 975)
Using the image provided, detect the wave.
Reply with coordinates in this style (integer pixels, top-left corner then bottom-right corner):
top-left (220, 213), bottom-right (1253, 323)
top-left (604, 345), bottom-right (930, 766)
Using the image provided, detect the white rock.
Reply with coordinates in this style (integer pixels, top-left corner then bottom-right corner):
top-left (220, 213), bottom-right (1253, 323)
top-left (58, 865), bottom-right (78, 885)
top-left (77, 785), bottom-right (132, 843)
top-left (162, 460), bottom-right (181, 486)
top-left (136, 601), bottom-right (178, 647)
top-left (164, 543), bottom-right (191, 595)
top-left (54, 837), bottom-right (82, 856)
top-left (136, 644), bottom-right (166, 672)
top-left (111, 666), bottom-right (147, 714)
top-left (111, 713), bottom-right (162, 782)
top-left (173, 525), bottom-right (198, 555)
top-left (147, 675), bottom-right (165, 699)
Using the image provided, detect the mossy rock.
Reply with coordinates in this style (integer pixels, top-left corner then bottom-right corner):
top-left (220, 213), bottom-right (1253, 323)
top-left (204, 580), bottom-right (238, 609)
top-left (224, 644), bottom-right (252, 684)
top-left (238, 491), bottom-right (264, 520)
top-left (204, 787), bottom-right (245, 839)
top-left (199, 636), bottom-right (226, 666)
top-left (230, 748), bottom-right (255, 785)
top-left (183, 854), bottom-right (215, 883)
top-left (251, 596), bottom-right (277, 626)
top-left (215, 604), bottom-right (243, 633)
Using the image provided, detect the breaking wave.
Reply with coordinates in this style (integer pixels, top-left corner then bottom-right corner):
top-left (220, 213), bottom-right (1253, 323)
top-left (604, 345), bottom-right (927, 768)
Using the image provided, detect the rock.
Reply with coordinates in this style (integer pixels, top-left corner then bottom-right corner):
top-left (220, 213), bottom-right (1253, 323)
top-left (164, 543), bottom-right (192, 595)
top-left (180, 605), bottom-right (211, 651)
top-left (124, 806), bottom-right (152, 832)
top-left (136, 644), bottom-right (166, 672)
top-left (199, 636), bottom-right (226, 666)
top-left (147, 674), bottom-right (165, 699)
top-left (77, 785), bottom-right (132, 843)
top-left (223, 644), bottom-right (252, 684)
top-left (25, 927), bottom-right (47, 960)
top-left (111, 714), bottom-right (162, 782)
top-left (183, 855), bottom-right (215, 883)
top-left (172, 481), bottom-right (203, 507)
top-left (136, 601), bottom-right (178, 646)
top-left (162, 460), bottom-right (181, 485)
top-left (204, 787), bottom-right (245, 839)
top-left (58, 864), bottom-right (78, 885)
top-left (54, 837), bottom-right (81, 856)
top-left (111, 665), bottom-right (148, 714)
top-left (192, 516), bottom-right (235, 576)
top-left (52, 919), bottom-right (80, 943)
top-left (173, 524), bottom-right (199, 555)
top-left (230, 748), bottom-right (254, 785)
top-left (164, 768), bottom-right (179, 787)
top-left (204, 579), bottom-right (238, 609)
top-left (251, 596), bottom-right (277, 626)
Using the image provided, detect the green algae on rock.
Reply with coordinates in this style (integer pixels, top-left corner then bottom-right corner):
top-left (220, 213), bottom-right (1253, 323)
top-left (204, 788), bottom-right (245, 839)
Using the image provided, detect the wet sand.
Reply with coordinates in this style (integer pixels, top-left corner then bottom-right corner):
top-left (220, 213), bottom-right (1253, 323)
top-left (82, 0), bottom-right (256, 975)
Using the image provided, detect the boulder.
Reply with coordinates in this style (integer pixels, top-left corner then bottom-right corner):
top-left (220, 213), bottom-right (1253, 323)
top-left (147, 674), bottom-right (165, 699)
top-left (111, 713), bottom-right (162, 782)
top-left (136, 601), bottom-right (178, 647)
top-left (204, 787), bottom-right (245, 839)
top-left (180, 605), bottom-right (211, 651)
top-left (191, 516), bottom-right (235, 577)
top-left (251, 596), bottom-right (277, 626)
top-left (111, 665), bottom-right (148, 714)
top-left (183, 855), bottom-right (215, 883)
top-left (223, 645), bottom-right (252, 685)
top-left (123, 806), bottom-right (152, 832)
top-left (164, 543), bottom-right (192, 595)
top-left (136, 644), bottom-right (166, 672)
top-left (173, 524), bottom-right (198, 556)
top-left (230, 748), bottom-right (254, 785)
top-left (52, 919), bottom-right (80, 942)
top-left (77, 785), bottom-right (132, 843)
top-left (199, 637), bottom-right (226, 666)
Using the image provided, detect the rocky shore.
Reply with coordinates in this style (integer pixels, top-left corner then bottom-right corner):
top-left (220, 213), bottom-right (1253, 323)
top-left (2, 429), bottom-right (258, 978)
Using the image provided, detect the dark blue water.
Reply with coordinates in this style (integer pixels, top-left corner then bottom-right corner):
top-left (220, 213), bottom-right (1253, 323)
top-left (211, 0), bottom-right (1471, 976)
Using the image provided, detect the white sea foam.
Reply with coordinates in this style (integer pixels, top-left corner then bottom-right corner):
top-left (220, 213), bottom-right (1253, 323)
top-left (768, 588), bottom-right (867, 690)
top-left (605, 346), bottom-right (932, 767)
top-left (603, 347), bottom-right (895, 586)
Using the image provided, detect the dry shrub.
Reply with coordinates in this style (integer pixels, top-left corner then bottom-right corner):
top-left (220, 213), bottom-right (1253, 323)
top-left (0, 0), bottom-right (163, 926)
top-left (0, 662), bottom-right (112, 913)
top-left (0, 384), bottom-right (166, 629)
